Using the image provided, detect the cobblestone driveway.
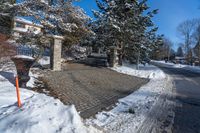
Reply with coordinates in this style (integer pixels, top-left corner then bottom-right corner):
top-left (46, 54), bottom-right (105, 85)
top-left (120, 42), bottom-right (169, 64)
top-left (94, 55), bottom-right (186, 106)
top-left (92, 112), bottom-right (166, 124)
top-left (40, 62), bottom-right (149, 118)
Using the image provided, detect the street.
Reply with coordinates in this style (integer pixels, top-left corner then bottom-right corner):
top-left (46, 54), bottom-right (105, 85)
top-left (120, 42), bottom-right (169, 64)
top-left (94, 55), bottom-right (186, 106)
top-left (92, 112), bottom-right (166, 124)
top-left (158, 65), bottom-right (200, 133)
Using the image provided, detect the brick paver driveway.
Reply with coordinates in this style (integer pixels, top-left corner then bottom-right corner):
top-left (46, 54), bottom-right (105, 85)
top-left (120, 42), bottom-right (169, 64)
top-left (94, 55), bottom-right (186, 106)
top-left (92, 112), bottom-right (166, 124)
top-left (40, 62), bottom-right (149, 118)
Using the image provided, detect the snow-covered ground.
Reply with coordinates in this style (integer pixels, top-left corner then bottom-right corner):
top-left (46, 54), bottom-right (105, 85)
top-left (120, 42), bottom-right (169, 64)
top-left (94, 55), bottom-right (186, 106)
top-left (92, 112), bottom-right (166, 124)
top-left (0, 60), bottom-right (101, 133)
top-left (0, 58), bottom-right (172, 133)
top-left (38, 56), bottom-right (50, 66)
top-left (86, 63), bottom-right (171, 133)
top-left (152, 60), bottom-right (200, 73)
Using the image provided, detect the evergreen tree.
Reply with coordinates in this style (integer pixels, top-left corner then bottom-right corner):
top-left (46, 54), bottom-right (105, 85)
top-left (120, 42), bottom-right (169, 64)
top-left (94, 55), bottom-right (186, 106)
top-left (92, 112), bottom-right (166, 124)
top-left (194, 41), bottom-right (200, 65)
top-left (0, 0), bottom-right (90, 59)
top-left (176, 46), bottom-right (184, 57)
top-left (92, 0), bottom-right (162, 65)
top-left (1, 0), bottom-right (89, 35)
top-left (0, 0), bottom-right (15, 35)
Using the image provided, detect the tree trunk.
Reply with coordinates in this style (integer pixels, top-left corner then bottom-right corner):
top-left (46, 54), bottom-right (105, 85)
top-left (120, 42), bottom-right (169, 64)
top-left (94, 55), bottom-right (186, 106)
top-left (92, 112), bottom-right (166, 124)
top-left (117, 43), bottom-right (123, 66)
top-left (168, 48), bottom-right (170, 61)
top-left (118, 53), bottom-right (123, 66)
top-left (136, 50), bottom-right (140, 70)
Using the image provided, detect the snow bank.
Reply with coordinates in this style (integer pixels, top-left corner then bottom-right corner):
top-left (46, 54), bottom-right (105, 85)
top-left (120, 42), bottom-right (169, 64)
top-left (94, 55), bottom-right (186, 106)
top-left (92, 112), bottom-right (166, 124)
top-left (111, 63), bottom-right (166, 79)
top-left (0, 63), bottom-right (101, 133)
top-left (87, 64), bottom-right (169, 132)
top-left (0, 94), bottom-right (94, 133)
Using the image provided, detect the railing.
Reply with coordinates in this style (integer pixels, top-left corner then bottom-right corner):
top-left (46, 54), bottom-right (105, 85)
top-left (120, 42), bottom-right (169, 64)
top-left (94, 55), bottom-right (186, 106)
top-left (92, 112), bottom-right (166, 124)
top-left (16, 46), bottom-right (41, 57)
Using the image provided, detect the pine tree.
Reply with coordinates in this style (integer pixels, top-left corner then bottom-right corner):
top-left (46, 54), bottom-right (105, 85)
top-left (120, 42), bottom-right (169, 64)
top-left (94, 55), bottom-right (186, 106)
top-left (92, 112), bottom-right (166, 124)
top-left (0, 0), bottom-right (90, 58)
top-left (176, 46), bottom-right (184, 57)
top-left (0, 0), bottom-right (15, 35)
top-left (1, 0), bottom-right (89, 35)
top-left (193, 41), bottom-right (200, 66)
top-left (92, 0), bottom-right (161, 66)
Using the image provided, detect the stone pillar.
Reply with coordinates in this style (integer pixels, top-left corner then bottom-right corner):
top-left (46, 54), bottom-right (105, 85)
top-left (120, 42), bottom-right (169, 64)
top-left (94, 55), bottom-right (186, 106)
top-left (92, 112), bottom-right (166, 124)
top-left (50, 35), bottom-right (63, 71)
top-left (108, 46), bottom-right (117, 67)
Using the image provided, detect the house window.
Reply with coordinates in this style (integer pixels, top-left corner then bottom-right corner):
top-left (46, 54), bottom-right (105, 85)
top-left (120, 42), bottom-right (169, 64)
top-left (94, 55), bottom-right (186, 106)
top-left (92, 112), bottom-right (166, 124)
top-left (16, 22), bottom-right (25, 28)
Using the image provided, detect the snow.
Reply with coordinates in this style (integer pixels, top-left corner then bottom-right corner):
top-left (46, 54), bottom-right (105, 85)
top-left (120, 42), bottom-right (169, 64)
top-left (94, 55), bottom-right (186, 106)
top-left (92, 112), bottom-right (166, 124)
top-left (0, 62), bottom-right (101, 133)
top-left (15, 17), bottom-right (43, 28)
top-left (86, 63), bottom-right (169, 132)
top-left (152, 60), bottom-right (200, 74)
top-left (13, 27), bottom-right (28, 33)
top-left (13, 27), bottom-right (41, 34)
top-left (38, 56), bottom-right (50, 66)
top-left (26, 70), bottom-right (38, 88)
top-left (13, 55), bottom-right (35, 60)
top-left (111, 63), bottom-right (166, 79)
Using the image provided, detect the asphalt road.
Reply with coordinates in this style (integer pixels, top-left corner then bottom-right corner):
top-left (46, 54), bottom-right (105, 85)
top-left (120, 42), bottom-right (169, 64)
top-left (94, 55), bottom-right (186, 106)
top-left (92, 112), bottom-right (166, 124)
top-left (157, 65), bottom-right (200, 133)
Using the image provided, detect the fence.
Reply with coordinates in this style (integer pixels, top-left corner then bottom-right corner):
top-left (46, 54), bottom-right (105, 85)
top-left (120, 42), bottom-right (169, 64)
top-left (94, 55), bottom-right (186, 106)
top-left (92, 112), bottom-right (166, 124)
top-left (16, 46), bottom-right (40, 57)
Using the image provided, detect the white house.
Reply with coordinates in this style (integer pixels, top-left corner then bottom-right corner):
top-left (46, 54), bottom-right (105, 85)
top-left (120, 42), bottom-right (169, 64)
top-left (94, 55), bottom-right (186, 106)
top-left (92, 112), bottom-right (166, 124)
top-left (13, 17), bottom-right (43, 37)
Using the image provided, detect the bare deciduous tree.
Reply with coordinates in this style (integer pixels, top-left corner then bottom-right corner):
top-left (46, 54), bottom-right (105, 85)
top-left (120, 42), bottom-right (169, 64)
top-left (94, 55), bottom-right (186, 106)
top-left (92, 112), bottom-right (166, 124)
top-left (177, 19), bottom-right (196, 55)
top-left (153, 37), bottom-right (173, 61)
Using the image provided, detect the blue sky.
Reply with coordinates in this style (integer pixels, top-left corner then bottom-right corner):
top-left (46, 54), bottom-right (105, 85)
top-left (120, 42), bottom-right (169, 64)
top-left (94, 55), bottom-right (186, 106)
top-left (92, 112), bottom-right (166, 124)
top-left (75, 0), bottom-right (200, 50)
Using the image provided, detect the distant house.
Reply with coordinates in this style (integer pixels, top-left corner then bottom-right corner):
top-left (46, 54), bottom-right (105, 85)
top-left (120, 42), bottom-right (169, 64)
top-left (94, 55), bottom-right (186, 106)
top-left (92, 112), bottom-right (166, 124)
top-left (13, 17), bottom-right (43, 37)
top-left (175, 56), bottom-right (186, 64)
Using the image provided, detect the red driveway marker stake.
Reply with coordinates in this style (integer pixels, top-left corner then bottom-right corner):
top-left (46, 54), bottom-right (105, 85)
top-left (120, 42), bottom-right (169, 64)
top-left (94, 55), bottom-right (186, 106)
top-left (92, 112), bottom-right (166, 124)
top-left (15, 75), bottom-right (22, 107)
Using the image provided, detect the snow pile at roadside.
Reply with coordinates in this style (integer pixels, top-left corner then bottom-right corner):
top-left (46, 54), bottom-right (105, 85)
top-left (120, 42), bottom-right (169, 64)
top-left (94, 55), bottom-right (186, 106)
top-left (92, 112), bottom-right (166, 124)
top-left (0, 63), bottom-right (101, 133)
top-left (87, 64), bottom-right (168, 132)
top-left (152, 60), bottom-right (200, 73)
top-left (111, 63), bottom-right (166, 79)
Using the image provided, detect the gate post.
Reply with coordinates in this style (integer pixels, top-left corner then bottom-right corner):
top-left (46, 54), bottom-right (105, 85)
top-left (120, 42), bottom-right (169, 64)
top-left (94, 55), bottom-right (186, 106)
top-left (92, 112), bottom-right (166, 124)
top-left (108, 46), bottom-right (118, 67)
top-left (50, 35), bottom-right (64, 71)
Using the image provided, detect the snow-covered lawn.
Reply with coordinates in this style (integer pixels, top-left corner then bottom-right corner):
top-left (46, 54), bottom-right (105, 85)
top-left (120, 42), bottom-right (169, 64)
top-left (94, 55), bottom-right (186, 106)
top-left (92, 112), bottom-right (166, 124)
top-left (152, 60), bottom-right (200, 73)
top-left (86, 64), bottom-right (170, 133)
top-left (0, 61), bottom-right (100, 133)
